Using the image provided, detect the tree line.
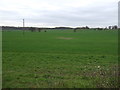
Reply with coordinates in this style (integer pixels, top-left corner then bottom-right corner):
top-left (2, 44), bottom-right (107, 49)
top-left (1, 25), bottom-right (118, 32)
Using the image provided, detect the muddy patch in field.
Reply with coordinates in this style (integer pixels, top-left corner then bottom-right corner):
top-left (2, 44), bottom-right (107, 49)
top-left (57, 37), bottom-right (73, 40)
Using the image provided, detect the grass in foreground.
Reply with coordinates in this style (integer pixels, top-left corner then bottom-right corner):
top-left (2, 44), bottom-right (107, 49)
top-left (2, 30), bottom-right (118, 88)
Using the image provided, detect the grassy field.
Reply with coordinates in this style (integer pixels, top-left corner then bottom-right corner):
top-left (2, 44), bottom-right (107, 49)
top-left (2, 30), bottom-right (118, 88)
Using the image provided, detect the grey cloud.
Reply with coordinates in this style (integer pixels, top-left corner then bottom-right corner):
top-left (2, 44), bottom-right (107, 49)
top-left (0, 0), bottom-right (118, 27)
top-left (24, 4), bottom-right (117, 27)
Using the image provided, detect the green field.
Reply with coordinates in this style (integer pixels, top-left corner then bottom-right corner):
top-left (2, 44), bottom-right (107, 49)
top-left (2, 30), bottom-right (118, 88)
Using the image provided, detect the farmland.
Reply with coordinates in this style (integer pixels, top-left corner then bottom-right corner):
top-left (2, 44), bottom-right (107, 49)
top-left (2, 30), bottom-right (118, 88)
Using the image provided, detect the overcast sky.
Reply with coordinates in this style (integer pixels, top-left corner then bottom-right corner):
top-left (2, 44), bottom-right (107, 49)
top-left (0, 0), bottom-right (119, 28)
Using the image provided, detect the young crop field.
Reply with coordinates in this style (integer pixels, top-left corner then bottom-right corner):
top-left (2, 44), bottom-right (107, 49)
top-left (2, 30), bottom-right (118, 88)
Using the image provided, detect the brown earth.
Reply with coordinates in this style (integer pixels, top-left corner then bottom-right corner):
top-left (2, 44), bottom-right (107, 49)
top-left (57, 37), bottom-right (73, 40)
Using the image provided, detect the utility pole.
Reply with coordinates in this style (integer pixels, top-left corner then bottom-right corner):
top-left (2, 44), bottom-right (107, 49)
top-left (23, 19), bottom-right (25, 35)
top-left (23, 19), bottom-right (25, 27)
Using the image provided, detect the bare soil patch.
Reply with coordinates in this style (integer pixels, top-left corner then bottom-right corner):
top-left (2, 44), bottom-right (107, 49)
top-left (57, 37), bottom-right (73, 40)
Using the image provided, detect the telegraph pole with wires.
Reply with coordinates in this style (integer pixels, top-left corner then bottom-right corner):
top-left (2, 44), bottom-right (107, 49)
top-left (23, 19), bottom-right (25, 35)
top-left (23, 19), bottom-right (25, 27)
